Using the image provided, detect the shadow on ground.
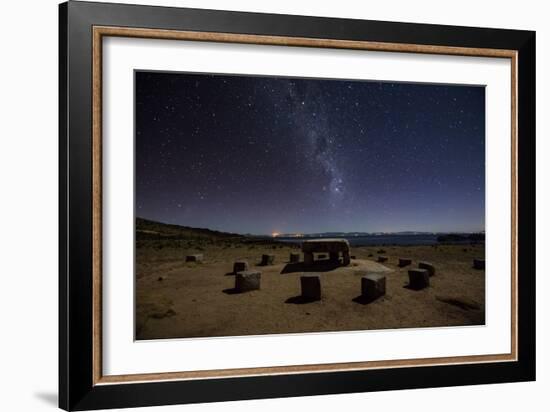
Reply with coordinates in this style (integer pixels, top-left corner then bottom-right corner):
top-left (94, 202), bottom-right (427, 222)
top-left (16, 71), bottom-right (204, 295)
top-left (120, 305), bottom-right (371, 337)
top-left (280, 260), bottom-right (342, 274)
top-left (285, 295), bottom-right (321, 304)
top-left (403, 284), bottom-right (429, 291)
top-left (352, 294), bottom-right (380, 305)
top-left (222, 287), bottom-right (240, 295)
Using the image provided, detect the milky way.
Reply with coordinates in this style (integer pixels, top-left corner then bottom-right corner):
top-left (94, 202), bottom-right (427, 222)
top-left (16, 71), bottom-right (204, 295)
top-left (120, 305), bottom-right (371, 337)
top-left (135, 71), bottom-right (485, 235)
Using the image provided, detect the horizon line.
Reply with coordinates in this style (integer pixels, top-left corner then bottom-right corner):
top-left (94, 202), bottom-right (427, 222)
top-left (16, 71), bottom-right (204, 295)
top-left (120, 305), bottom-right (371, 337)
top-left (136, 216), bottom-right (485, 237)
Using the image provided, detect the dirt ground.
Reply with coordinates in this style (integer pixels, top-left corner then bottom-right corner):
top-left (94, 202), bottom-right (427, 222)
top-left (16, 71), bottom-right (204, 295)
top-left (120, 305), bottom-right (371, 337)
top-left (136, 242), bottom-right (485, 340)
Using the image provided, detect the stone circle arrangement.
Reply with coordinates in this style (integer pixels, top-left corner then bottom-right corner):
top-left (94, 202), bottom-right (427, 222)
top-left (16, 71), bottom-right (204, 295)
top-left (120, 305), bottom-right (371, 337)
top-left (184, 239), bottom-right (485, 304)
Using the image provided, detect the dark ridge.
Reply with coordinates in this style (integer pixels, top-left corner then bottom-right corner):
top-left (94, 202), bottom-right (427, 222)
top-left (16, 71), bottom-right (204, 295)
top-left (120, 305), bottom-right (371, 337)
top-left (437, 233), bottom-right (485, 243)
top-left (135, 217), bottom-right (292, 250)
top-left (136, 217), bottom-right (244, 240)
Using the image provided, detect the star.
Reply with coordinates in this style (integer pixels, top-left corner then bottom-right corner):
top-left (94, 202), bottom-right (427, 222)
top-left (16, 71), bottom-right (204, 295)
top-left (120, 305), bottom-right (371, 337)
top-left (135, 71), bottom-right (485, 234)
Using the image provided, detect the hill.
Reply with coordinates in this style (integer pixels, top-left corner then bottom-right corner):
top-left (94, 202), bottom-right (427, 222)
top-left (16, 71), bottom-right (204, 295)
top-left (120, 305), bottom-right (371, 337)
top-left (136, 217), bottom-right (243, 241)
top-left (136, 217), bottom-right (283, 249)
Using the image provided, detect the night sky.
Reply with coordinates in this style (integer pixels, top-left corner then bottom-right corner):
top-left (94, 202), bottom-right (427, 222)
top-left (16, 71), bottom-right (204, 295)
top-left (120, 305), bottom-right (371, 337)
top-left (135, 71), bottom-right (485, 235)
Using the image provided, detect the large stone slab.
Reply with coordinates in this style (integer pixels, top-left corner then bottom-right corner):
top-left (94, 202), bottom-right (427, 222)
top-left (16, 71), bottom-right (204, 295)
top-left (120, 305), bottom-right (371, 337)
top-left (235, 271), bottom-right (261, 292)
top-left (302, 238), bottom-right (350, 254)
top-left (361, 274), bottom-right (386, 302)
top-left (329, 252), bottom-right (339, 262)
top-left (300, 275), bottom-right (321, 301)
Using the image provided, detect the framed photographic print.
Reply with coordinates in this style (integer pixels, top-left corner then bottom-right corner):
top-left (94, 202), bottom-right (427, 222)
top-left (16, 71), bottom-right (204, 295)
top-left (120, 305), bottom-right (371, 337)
top-left (59, 1), bottom-right (536, 410)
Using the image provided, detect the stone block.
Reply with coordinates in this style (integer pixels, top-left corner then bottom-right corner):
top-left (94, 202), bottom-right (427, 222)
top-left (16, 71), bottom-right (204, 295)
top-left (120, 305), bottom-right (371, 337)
top-left (302, 238), bottom-right (350, 254)
top-left (398, 258), bottom-right (412, 267)
top-left (261, 254), bottom-right (275, 266)
top-left (361, 274), bottom-right (386, 302)
top-left (408, 268), bottom-right (430, 290)
top-left (186, 254), bottom-right (203, 263)
top-left (235, 271), bottom-right (261, 292)
top-left (300, 275), bottom-right (321, 301)
top-left (233, 260), bottom-right (249, 274)
top-left (418, 261), bottom-right (436, 276)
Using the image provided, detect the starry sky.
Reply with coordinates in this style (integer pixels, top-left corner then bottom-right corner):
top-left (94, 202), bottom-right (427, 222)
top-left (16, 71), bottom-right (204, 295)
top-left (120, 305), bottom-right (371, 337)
top-left (135, 71), bottom-right (485, 235)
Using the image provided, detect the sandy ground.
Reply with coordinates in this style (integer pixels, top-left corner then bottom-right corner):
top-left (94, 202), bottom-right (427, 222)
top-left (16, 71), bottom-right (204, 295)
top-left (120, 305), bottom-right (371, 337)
top-left (136, 242), bottom-right (485, 340)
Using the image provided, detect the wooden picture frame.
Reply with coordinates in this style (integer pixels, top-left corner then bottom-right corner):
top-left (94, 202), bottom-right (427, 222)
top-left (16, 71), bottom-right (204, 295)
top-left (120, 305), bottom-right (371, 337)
top-left (59, 1), bottom-right (535, 410)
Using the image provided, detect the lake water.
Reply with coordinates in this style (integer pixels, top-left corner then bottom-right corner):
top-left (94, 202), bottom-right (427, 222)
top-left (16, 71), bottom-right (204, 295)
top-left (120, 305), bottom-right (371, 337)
top-left (277, 234), bottom-right (473, 247)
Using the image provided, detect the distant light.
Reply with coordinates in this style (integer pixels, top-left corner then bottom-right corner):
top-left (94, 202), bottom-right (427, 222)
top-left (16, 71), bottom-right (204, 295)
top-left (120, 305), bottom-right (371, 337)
top-left (272, 232), bottom-right (280, 238)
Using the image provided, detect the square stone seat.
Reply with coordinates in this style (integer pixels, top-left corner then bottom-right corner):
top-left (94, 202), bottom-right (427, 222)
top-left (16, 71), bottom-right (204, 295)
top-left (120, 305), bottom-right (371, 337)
top-left (235, 271), bottom-right (261, 292)
top-left (300, 275), bottom-right (321, 301)
top-left (408, 268), bottom-right (430, 290)
top-left (185, 254), bottom-right (203, 263)
top-left (418, 261), bottom-right (436, 276)
top-left (233, 260), bottom-right (249, 274)
top-left (361, 274), bottom-right (386, 302)
top-left (261, 254), bottom-right (275, 266)
top-left (398, 258), bottom-right (412, 267)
